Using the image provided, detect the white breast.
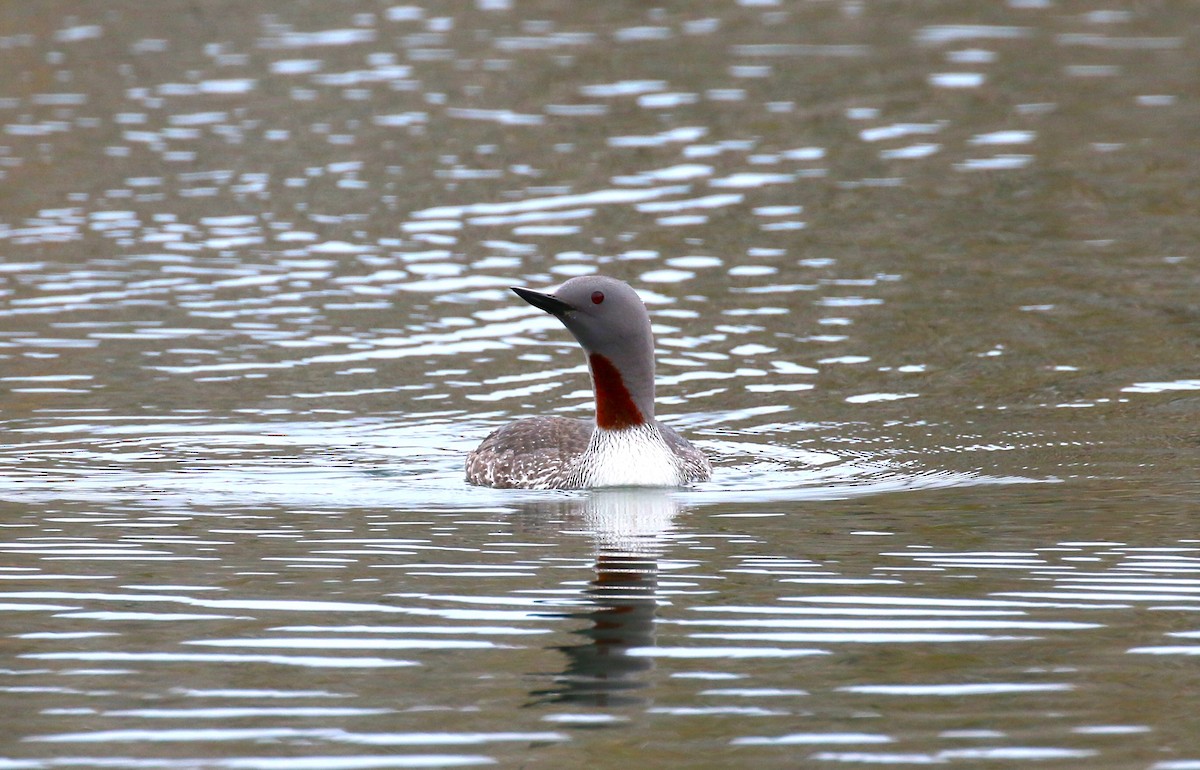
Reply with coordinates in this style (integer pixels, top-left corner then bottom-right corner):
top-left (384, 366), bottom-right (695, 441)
top-left (570, 424), bottom-right (685, 488)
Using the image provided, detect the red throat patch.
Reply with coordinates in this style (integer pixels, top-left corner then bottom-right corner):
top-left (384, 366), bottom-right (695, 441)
top-left (588, 353), bottom-right (645, 430)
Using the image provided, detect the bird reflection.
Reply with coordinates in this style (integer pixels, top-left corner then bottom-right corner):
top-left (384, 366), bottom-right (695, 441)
top-left (524, 489), bottom-right (680, 707)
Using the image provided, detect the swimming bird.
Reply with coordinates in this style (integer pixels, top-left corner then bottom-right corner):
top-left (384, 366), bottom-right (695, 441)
top-left (466, 275), bottom-right (711, 489)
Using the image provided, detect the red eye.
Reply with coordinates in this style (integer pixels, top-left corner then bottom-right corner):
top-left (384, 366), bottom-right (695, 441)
top-left (591, 291), bottom-right (605, 305)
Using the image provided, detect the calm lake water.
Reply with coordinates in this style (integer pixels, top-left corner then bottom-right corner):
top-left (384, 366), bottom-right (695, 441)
top-left (1, 1), bottom-right (1199, 768)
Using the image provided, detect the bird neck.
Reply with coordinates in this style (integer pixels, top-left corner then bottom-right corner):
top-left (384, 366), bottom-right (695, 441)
top-left (588, 352), bottom-right (654, 430)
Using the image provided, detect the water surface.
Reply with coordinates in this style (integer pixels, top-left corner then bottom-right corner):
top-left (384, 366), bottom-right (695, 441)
top-left (1, 1), bottom-right (1199, 768)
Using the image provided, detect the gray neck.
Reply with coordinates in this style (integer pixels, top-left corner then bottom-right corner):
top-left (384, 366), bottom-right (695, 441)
top-left (611, 346), bottom-right (656, 421)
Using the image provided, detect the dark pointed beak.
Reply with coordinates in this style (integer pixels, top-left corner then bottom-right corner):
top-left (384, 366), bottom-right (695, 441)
top-left (512, 286), bottom-right (574, 317)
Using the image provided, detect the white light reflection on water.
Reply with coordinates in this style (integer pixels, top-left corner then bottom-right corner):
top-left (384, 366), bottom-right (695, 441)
top-left (1, 481), bottom-right (1197, 766)
top-left (24, 652), bottom-right (416, 669)
top-left (8, 753), bottom-right (499, 770)
top-left (27, 728), bottom-right (565, 745)
top-left (4, 0), bottom-right (1200, 766)
top-left (0, 400), bottom-right (1043, 509)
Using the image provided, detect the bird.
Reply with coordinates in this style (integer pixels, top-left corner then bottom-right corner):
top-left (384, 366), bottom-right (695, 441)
top-left (466, 275), bottom-right (711, 489)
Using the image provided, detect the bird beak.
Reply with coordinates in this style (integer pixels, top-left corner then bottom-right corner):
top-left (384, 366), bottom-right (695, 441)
top-left (512, 286), bottom-right (574, 317)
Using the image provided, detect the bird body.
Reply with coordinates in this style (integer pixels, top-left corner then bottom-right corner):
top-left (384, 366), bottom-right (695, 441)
top-left (466, 276), bottom-right (711, 489)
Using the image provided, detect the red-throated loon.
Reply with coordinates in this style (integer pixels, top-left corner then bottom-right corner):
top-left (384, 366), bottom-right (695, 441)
top-left (466, 275), bottom-right (711, 489)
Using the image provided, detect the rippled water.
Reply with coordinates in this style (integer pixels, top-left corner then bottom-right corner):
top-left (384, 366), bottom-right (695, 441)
top-left (2, 1), bottom-right (1199, 768)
